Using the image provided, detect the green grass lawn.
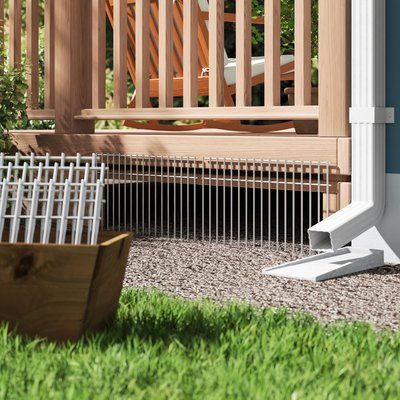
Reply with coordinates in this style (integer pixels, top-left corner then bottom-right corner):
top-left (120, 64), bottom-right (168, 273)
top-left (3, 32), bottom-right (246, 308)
top-left (0, 289), bottom-right (399, 400)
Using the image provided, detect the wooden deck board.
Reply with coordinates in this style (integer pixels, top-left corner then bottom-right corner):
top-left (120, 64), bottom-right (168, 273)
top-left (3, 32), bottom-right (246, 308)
top-left (10, 130), bottom-right (351, 175)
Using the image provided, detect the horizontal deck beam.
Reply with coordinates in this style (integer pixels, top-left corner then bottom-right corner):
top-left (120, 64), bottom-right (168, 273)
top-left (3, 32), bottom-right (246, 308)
top-left (77, 106), bottom-right (319, 121)
top-left (10, 129), bottom-right (350, 176)
top-left (27, 109), bottom-right (55, 120)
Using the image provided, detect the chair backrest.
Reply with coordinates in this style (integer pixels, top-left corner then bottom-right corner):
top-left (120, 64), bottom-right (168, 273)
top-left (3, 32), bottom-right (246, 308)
top-left (196, 0), bottom-right (229, 64)
top-left (106, 0), bottom-right (214, 82)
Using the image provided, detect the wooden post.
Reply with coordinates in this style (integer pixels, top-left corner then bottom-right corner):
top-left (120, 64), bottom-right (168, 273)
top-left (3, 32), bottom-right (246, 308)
top-left (318, 0), bottom-right (350, 136)
top-left (44, 0), bottom-right (55, 109)
top-left (9, 0), bottom-right (22, 68)
top-left (92, 0), bottom-right (106, 109)
top-left (54, 0), bottom-right (94, 134)
top-left (26, 0), bottom-right (39, 109)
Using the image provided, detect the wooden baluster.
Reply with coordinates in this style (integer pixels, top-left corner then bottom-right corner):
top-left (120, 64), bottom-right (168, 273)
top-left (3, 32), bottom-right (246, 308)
top-left (114, 0), bottom-right (128, 108)
top-left (159, 0), bottom-right (173, 108)
top-left (136, 0), bottom-right (150, 108)
top-left (27, 0), bottom-right (39, 109)
top-left (318, 0), bottom-right (350, 136)
top-left (295, 0), bottom-right (311, 106)
top-left (236, 0), bottom-right (252, 107)
top-left (209, 0), bottom-right (224, 107)
top-left (264, 0), bottom-right (280, 106)
top-left (9, 0), bottom-right (22, 68)
top-left (93, 0), bottom-right (106, 109)
top-left (45, 0), bottom-right (55, 109)
top-left (183, 0), bottom-right (198, 108)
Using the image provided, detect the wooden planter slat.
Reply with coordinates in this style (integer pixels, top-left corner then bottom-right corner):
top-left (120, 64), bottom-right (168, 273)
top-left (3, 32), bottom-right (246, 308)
top-left (0, 231), bottom-right (133, 341)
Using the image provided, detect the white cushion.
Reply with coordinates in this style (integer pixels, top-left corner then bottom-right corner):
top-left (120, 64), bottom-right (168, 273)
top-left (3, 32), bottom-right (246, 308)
top-left (196, 1), bottom-right (294, 85)
top-left (223, 54), bottom-right (294, 86)
top-left (197, 0), bottom-right (209, 12)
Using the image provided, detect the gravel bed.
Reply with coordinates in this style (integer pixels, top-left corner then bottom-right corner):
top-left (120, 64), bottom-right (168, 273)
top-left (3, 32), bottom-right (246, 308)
top-left (125, 237), bottom-right (400, 329)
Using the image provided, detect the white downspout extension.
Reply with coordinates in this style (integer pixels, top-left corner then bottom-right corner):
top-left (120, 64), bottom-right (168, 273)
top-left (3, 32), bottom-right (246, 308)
top-left (263, 0), bottom-right (395, 281)
top-left (309, 0), bottom-right (394, 252)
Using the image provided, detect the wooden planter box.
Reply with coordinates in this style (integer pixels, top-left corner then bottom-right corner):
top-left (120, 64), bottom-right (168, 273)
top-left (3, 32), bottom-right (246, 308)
top-left (0, 231), bottom-right (133, 341)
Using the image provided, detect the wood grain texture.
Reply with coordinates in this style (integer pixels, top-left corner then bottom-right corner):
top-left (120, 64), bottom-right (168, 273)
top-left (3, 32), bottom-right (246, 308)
top-left (114, 0), bottom-right (128, 108)
top-left (10, 131), bottom-right (348, 170)
top-left (159, 0), bottom-right (173, 108)
top-left (339, 182), bottom-right (351, 209)
top-left (208, 0), bottom-right (225, 107)
top-left (0, 232), bottom-right (132, 341)
top-left (135, 0), bottom-right (150, 108)
top-left (92, 0), bottom-right (106, 109)
top-left (54, 0), bottom-right (94, 134)
top-left (264, 0), bottom-right (281, 106)
top-left (337, 137), bottom-right (351, 175)
top-left (294, 0), bottom-right (311, 106)
top-left (236, 0), bottom-right (252, 107)
top-left (318, 0), bottom-right (350, 136)
top-left (183, 0), bottom-right (199, 107)
top-left (44, 0), bottom-right (55, 109)
top-left (322, 182), bottom-right (351, 217)
top-left (27, 109), bottom-right (55, 120)
top-left (79, 106), bottom-right (319, 120)
top-left (26, 0), bottom-right (39, 109)
top-left (9, 0), bottom-right (22, 67)
top-left (0, 244), bottom-right (98, 340)
top-left (84, 232), bottom-right (133, 331)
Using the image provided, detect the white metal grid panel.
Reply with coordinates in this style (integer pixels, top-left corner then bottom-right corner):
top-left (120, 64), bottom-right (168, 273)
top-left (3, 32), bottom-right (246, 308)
top-left (0, 153), bottom-right (106, 245)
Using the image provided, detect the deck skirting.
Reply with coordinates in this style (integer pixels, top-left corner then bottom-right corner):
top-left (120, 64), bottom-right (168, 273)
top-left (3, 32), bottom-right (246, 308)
top-left (10, 130), bottom-right (351, 177)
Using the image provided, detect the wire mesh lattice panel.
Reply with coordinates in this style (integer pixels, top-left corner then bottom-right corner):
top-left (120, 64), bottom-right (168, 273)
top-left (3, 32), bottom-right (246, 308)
top-left (0, 153), bottom-right (106, 245)
top-left (99, 154), bottom-right (331, 254)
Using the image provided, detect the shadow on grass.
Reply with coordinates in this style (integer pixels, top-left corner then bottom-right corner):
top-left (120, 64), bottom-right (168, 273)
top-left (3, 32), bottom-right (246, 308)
top-left (82, 289), bottom-right (299, 348)
top-left (80, 288), bottom-right (382, 350)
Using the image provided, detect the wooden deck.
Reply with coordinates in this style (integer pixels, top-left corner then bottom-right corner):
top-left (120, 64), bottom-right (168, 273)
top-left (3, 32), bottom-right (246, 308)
top-left (5, 0), bottom-right (352, 215)
top-left (11, 129), bottom-right (351, 177)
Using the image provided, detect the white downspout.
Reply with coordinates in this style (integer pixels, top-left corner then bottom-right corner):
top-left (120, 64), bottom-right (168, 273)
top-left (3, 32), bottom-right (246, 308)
top-left (308, 0), bottom-right (394, 252)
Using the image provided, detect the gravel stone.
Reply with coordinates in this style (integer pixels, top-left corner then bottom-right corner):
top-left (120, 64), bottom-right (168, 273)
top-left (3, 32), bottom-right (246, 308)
top-left (125, 237), bottom-right (400, 329)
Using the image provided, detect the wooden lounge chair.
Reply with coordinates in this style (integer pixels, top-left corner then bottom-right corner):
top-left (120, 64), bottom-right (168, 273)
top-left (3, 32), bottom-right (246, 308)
top-left (105, 0), bottom-right (295, 132)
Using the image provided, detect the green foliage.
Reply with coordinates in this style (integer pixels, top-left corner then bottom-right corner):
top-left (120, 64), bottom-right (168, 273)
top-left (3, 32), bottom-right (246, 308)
top-left (95, 68), bottom-right (126, 130)
top-left (223, 0), bottom-right (319, 58)
top-left (253, 0), bottom-right (319, 57)
top-left (0, 288), bottom-right (399, 399)
top-left (0, 60), bottom-right (27, 151)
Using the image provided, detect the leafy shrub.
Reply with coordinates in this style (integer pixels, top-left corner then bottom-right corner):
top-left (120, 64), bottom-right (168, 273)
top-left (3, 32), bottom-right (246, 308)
top-left (223, 0), bottom-right (319, 57)
top-left (0, 56), bottom-right (28, 152)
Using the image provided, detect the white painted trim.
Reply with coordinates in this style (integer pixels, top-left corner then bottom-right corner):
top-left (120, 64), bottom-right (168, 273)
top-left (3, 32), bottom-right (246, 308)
top-left (349, 107), bottom-right (395, 124)
top-left (264, 247), bottom-right (384, 282)
top-left (308, 0), bottom-right (387, 252)
top-left (353, 173), bottom-right (400, 264)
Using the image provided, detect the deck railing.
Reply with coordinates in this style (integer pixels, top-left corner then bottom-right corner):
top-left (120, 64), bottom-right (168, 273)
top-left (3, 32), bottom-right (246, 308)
top-left (2, 0), bottom-right (350, 136)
